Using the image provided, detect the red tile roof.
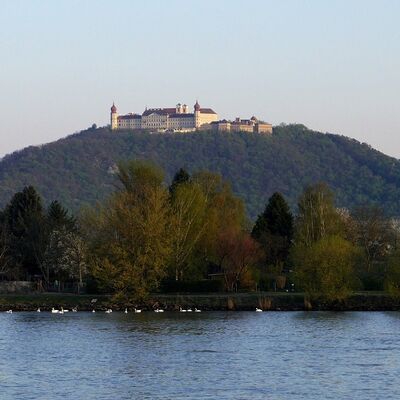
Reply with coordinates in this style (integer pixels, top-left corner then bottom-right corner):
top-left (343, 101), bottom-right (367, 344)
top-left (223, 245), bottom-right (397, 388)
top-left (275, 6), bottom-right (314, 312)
top-left (142, 108), bottom-right (176, 116)
top-left (200, 108), bottom-right (216, 114)
top-left (118, 114), bottom-right (141, 120)
top-left (169, 113), bottom-right (194, 118)
top-left (139, 106), bottom-right (216, 117)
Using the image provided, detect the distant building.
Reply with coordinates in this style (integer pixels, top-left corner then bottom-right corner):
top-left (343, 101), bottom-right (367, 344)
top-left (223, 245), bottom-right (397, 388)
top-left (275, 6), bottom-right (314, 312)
top-left (211, 116), bottom-right (272, 134)
top-left (110, 101), bottom-right (218, 131)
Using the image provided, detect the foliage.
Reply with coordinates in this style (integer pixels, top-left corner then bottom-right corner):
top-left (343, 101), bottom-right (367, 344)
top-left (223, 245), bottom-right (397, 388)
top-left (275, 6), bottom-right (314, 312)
top-left (385, 249), bottom-right (400, 297)
top-left (84, 161), bottom-right (171, 301)
top-left (252, 192), bottom-right (293, 271)
top-left (48, 200), bottom-right (77, 232)
top-left (295, 183), bottom-right (343, 247)
top-left (291, 184), bottom-right (357, 301)
top-left (116, 159), bottom-right (164, 195)
top-left (0, 222), bottom-right (13, 278)
top-left (2, 125), bottom-right (400, 220)
top-left (3, 151), bottom-right (400, 299)
top-left (293, 235), bottom-right (357, 301)
top-left (190, 171), bottom-right (248, 273)
top-left (169, 181), bottom-right (207, 281)
top-left (169, 167), bottom-right (191, 196)
top-left (347, 205), bottom-right (393, 272)
top-left (43, 228), bottom-right (87, 292)
top-left (217, 228), bottom-right (262, 292)
top-left (3, 186), bottom-right (47, 278)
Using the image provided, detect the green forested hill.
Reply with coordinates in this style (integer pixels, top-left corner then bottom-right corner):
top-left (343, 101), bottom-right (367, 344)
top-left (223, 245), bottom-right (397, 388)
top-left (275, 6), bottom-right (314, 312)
top-left (1, 124), bottom-right (399, 219)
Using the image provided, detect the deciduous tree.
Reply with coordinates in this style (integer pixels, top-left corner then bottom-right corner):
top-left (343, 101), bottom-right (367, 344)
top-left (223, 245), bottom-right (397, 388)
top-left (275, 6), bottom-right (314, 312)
top-left (293, 235), bottom-right (357, 301)
top-left (295, 183), bottom-right (343, 247)
top-left (43, 228), bottom-right (87, 292)
top-left (348, 205), bottom-right (393, 272)
top-left (85, 161), bottom-right (171, 301)
top-left (169, 182), bottom-right (207, 281)
top-left (217, 228), bottom-right (262, 292)
top-left (292, 183), bottom-right (357, 301)
top-left (191, 171), bottom-right (248, 273)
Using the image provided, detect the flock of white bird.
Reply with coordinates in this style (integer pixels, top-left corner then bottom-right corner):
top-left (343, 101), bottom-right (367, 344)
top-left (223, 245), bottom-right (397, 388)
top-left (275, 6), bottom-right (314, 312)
top-left (4, 307), bottom-right (264, 314)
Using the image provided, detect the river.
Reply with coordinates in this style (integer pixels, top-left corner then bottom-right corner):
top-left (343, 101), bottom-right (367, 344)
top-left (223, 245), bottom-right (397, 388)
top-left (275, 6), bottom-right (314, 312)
top-left (0, 311), bottom-right (399, 399)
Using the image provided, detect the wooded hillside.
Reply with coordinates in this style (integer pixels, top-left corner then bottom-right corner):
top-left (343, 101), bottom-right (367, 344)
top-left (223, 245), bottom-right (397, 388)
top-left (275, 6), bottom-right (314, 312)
top-left (1, 124), bottom-right (399, 219)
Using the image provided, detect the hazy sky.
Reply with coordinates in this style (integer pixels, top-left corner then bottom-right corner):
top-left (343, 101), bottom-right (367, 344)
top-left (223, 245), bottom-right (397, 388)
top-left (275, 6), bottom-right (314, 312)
top-left (0, 0), bottom-right (399, 158)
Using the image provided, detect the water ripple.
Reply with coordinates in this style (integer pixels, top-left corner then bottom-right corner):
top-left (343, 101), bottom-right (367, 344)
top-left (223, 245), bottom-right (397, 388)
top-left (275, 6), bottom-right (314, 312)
top-left (0, 311), bottom-right (399, 399)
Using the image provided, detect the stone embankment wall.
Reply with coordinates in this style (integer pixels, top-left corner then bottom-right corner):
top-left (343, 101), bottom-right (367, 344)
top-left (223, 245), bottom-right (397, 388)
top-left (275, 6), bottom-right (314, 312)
top-left (1, 292), bottom-right (400, 311)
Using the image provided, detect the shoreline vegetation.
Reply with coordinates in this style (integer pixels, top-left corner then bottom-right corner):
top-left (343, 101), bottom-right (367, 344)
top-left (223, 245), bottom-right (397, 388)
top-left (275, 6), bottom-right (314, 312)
top-left (1, 159), bottom-right (400, 308)
top-left (1, 292), bottom-right (400, 312)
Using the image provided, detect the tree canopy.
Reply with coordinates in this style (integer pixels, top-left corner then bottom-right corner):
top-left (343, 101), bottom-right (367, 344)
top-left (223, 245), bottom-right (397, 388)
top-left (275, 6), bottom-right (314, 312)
top-left (252, 192), bottom-right (293, 271)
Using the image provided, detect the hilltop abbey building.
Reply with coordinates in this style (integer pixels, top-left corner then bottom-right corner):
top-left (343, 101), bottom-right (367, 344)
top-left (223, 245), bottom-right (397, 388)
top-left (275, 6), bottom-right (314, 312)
top-left (110, 101), bottom-right (272, 134)
top-left (111, 101), bottom-right (218, 131)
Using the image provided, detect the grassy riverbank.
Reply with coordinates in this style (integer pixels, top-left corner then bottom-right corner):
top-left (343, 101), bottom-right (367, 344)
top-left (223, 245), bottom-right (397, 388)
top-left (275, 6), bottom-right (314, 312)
top-left (1, 291), bottom-right (400, 311)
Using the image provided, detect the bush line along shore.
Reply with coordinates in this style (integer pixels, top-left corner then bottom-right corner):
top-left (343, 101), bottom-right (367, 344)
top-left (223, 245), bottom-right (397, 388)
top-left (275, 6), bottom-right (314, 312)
top-left (2, 292), bottom-right (400, 312)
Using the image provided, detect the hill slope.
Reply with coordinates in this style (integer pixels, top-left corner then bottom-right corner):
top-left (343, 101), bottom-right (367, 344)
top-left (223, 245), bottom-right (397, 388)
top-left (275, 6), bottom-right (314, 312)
top-left (1, 124), bottom-right (399, 219)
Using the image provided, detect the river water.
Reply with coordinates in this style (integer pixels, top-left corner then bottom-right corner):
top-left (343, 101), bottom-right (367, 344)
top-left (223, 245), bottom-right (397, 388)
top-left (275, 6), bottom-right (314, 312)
top-left (0, 311), bottom-right (399, 399)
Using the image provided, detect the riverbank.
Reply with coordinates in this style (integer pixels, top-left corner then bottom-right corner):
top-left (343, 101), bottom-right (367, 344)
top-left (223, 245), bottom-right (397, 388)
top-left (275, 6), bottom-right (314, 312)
top-left (1, 291), bottom-right (400, 311)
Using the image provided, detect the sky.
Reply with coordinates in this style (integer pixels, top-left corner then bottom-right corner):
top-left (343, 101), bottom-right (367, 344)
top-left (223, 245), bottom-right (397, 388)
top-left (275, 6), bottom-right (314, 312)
top-left (0, 0), bottom-right (399, 158)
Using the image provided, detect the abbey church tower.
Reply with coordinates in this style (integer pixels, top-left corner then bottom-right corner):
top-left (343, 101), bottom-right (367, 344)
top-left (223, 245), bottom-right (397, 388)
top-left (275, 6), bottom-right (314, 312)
top-left (194, 100), bottom-right (201, 128)
top-left (110, 103), bottom-right (118, 130)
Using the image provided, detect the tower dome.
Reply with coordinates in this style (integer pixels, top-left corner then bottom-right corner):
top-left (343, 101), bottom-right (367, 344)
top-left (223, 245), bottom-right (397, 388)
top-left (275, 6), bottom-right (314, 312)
top-left (194, 100), bottom-right (200, 111)
top-left (111, 103), bottom-right (117, 113)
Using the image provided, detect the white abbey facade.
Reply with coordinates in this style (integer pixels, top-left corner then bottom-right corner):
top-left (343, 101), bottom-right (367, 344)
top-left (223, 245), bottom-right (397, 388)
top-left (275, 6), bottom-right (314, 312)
top-left (110, 101), bottom-right (218, 132)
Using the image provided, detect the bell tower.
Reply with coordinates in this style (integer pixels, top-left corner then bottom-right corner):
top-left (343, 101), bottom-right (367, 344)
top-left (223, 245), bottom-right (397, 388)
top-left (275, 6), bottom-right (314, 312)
top-left (194, 100), bottom-right (201, 128)
top-left (110, 103), bottom-right (118, 130)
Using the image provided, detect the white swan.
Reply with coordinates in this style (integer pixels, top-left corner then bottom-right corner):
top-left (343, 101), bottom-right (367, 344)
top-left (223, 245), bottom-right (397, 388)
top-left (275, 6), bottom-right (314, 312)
top-left (255, 308), bottom-right (263, 312)
top-left (154, 308), bottom-right (164, 313)
top-left (36, 308), bottom-right (41, 313)
top-left (6, 310), bottom-right (12, 314)
top-left (124, 308), bottom-right (128, 314)
top-left (59, 307), bottom-right (65, 314)
top-left (187, 308), bottom-right (193, 312)
top-left (51, 308), bottom-right (59, 314)
top-left (105, 309), bottom-right (112, 314)
top-left (134, 308), bottom-right (142, 313)
top-left (72, 307), bottom-right (77, 313)
top-left (179, 307), bottom-right (187, 312)
top-left (194, 308), bottom-right (201, 313)
top-left (92, 309), bottom-right (96, 313)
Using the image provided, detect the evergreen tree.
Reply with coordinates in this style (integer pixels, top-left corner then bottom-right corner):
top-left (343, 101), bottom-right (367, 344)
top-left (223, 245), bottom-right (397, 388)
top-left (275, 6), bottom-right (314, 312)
top-left (4, 186), bottom-right (47, 277)
top-left (47, 200), bottom-right (77, 232)
top-left (5, 186), bottom-right (43, 236)
top-left (252, 192), bottom-right (293, 269)
top-left (0, 218), bottom-right (12, 279)
top-left (169, 168), bottom-right (190, 196)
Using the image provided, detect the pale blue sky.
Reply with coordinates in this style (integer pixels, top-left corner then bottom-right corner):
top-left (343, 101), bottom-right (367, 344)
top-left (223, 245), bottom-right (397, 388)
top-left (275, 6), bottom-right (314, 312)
top-left (0, 0), bottom-right (399, 157)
